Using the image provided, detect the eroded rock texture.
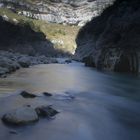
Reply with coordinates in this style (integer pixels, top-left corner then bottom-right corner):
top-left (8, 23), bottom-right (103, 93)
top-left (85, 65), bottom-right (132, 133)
top-left (75, 0), bottom-right (140, 74)
top-left (0, 0), bottom-right (114, 26)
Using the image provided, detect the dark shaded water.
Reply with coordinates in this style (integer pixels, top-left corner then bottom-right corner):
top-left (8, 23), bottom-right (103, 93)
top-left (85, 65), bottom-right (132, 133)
top-left (0, 62), bottom-right (140, 140)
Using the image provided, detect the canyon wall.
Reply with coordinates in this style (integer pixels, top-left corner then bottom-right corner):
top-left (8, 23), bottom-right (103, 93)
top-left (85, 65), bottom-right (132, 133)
top-left (75, 0), bottom-right (140, 74)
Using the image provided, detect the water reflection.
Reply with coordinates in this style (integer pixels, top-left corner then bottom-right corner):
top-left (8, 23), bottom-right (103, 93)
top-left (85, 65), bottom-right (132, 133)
top-left (0, 63), bottom-right (140, 100)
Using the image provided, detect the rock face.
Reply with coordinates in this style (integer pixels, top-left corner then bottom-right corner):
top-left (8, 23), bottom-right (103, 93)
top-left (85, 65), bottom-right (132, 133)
top-left (0, 0), bottom-right (115, 26)
top-left (2, 107), bottom-right (39, 125)
top-left (75, 0), bottom-right (140, 74)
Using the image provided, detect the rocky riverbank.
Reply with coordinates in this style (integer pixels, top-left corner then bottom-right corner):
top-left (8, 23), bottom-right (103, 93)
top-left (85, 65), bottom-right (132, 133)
top-left (0, 51), bottom-right (58, 78)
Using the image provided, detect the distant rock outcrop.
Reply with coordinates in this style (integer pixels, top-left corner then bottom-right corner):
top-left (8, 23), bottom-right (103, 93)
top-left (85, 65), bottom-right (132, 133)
top-left (75, 0), bottom-right (140, 74)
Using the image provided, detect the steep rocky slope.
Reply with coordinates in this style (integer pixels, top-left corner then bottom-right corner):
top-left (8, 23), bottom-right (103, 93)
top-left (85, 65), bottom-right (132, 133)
top-left (75, 0), bottom-right (140, 74)
top-left (0, 15), bottom-right (64, 56)
top-left (0, 8), bottom-right (80, 54)
top-left (0, 0), bottom-right (114, 26)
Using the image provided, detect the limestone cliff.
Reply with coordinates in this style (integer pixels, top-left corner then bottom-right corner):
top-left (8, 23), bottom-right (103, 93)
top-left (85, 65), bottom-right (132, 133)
top-left (0, 0), bottom-right (114, 26)
top-left (0, 0), bottom-right (115, 55)
top-left (75, 0), bottom-right (140, 74)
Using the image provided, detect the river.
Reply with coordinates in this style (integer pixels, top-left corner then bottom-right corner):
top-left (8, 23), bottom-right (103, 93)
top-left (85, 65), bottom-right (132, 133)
top-left (0, 62), bottom-right (140, 140)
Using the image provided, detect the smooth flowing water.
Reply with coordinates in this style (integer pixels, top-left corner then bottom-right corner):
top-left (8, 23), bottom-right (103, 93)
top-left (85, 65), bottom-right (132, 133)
top-left (0, 62), bottom-right (140, 140)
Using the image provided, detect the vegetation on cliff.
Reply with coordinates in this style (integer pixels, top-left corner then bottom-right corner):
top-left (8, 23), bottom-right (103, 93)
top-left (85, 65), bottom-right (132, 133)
top-left (0, 8), bottom-right (79, 54)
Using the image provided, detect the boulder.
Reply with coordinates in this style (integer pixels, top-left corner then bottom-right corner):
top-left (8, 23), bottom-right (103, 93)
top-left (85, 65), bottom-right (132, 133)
top-left (18, 57), bottom-right (31, 68)
top-left (20, 91), bottom-right (37, 98)
top-left (2, 107), bottom-right (39, 125)
top-left (9, 130), bottom-right (18, 135)
top-left (43, 92), bottom-right (53, 97)
top-left (35, 106), bottom-right (59, 118)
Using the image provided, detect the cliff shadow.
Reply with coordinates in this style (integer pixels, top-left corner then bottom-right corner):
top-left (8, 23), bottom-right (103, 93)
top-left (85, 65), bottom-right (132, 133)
top-left (0, 16), bottom-right (71, 57)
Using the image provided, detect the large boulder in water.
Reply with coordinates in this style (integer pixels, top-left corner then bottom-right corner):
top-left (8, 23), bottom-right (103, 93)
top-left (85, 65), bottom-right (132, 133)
top-left (2, 107), bottom-right (39, 125)
top-left (43, 92), bottom-right (53, 97)
top-left (20, 91), bottom-right (37, 98)
top-left (35, 106), bottom-right (59, 118)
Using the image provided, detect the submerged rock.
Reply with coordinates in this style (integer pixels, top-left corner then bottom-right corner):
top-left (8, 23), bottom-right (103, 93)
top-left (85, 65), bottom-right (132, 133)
top-left (54, 93), bottom-right (75, 101)
top-left (43, 92), bottom-right (53, 97)
top-left (2, 107), bottom-right (39, 125)
top-left (35, 106), bottom-right (59, 118)
top-left (20, 91), bottom-right (37, 98)
top-left (9, 130), bottom-right (18, 135)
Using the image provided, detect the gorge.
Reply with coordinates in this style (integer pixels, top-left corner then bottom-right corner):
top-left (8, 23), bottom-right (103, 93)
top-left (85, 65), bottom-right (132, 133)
top-left (1, 0), bottom-right (140, 74)
top-left (0, 0), bottom-right (140, 140)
